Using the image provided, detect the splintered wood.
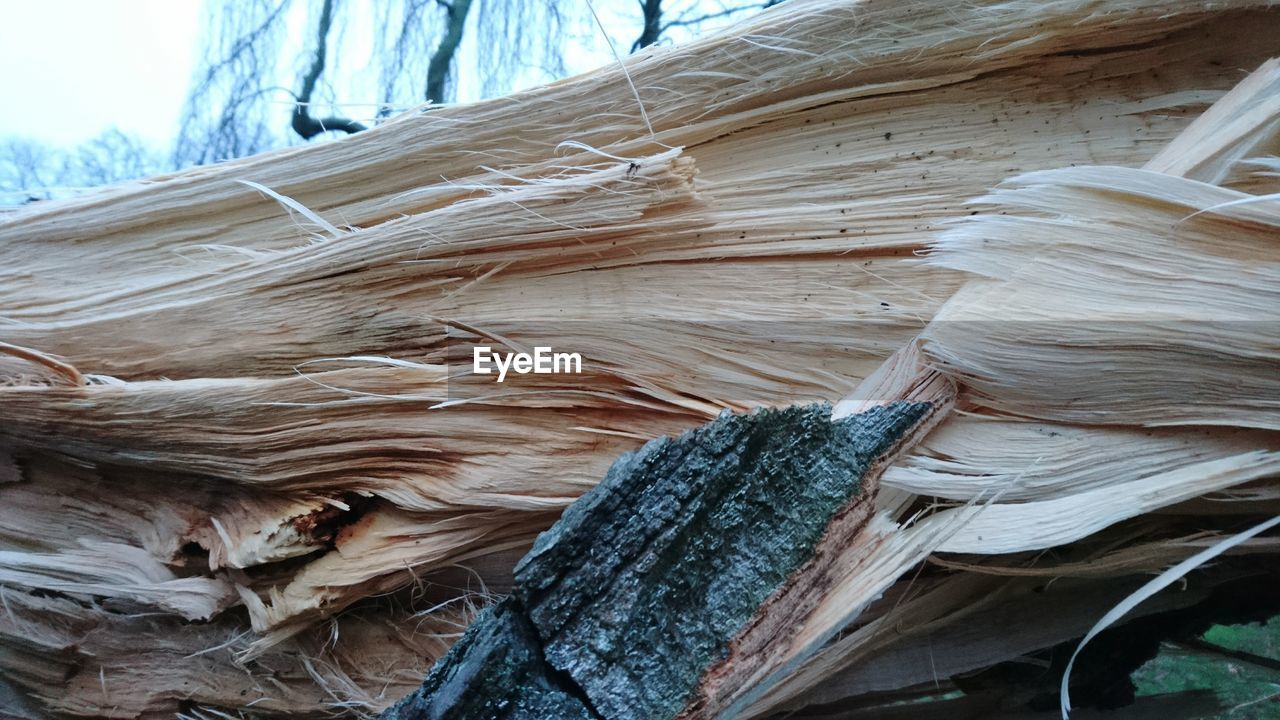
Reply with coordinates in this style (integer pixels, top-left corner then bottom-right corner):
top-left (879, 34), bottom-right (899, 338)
top-left (1, 0), bottom-right (1278, 716)
top-left (383, 403), bottom-right (939, 720)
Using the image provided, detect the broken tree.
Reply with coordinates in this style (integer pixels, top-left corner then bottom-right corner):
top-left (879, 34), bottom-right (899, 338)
top-left (1, 0), bottom-right (1278, 717)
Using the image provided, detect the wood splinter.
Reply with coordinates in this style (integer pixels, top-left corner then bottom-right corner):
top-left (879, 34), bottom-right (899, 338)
top-left (383, 399), bottom-right (942, 720)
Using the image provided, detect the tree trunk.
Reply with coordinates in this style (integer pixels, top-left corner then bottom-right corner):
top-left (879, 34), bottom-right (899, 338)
top-left (426, 0), bottom-right (473, 105)
top-left (291, 0), bottom-right (367, 139)
top-left (634, 0), bottom-right (663, 51)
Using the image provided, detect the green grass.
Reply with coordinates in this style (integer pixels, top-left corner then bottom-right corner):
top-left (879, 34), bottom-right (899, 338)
top-left (1133, 616), bottom-right (1280, 719)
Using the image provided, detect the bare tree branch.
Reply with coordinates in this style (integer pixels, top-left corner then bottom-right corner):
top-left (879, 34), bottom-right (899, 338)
top-left (425, 0), bottom-right (473, 105)
top-left (637, 1), bottom-right (770, 51)
top-left (473, 0), bottom-right (568, 99)
top-left (632, 0), bottom-right (663, 52)
top-left (175, 0), bottom-right (756, 164)
top-left (661, 4), bottom-right (756, 32)
top-left (175, 0), bottom-right (291, 165)
top-left (292, 0), bottom-right (367, 139)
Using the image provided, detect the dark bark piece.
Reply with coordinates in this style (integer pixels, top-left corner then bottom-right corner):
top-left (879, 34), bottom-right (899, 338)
top-left (384, 600), bottom-right (598, 720)
top-left (383, 402), bottom-right (931, 720)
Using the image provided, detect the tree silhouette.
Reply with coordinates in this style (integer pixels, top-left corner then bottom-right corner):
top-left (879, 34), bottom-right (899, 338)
top-left (291, 0), bottom-right (367, 139)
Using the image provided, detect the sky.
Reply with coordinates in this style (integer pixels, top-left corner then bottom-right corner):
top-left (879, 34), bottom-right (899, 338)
top-left (0, 0), bottom-right (204, 148)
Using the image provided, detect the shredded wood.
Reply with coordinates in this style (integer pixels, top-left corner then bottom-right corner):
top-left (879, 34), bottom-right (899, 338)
top-left (1, 0), bottom-right (1278, 716)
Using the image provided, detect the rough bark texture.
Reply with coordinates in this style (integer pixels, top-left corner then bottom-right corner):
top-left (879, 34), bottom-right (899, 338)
top-left (383, 601), bottom-right (599, 719)
top-left (383, 401), bottom-right (931, 720)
